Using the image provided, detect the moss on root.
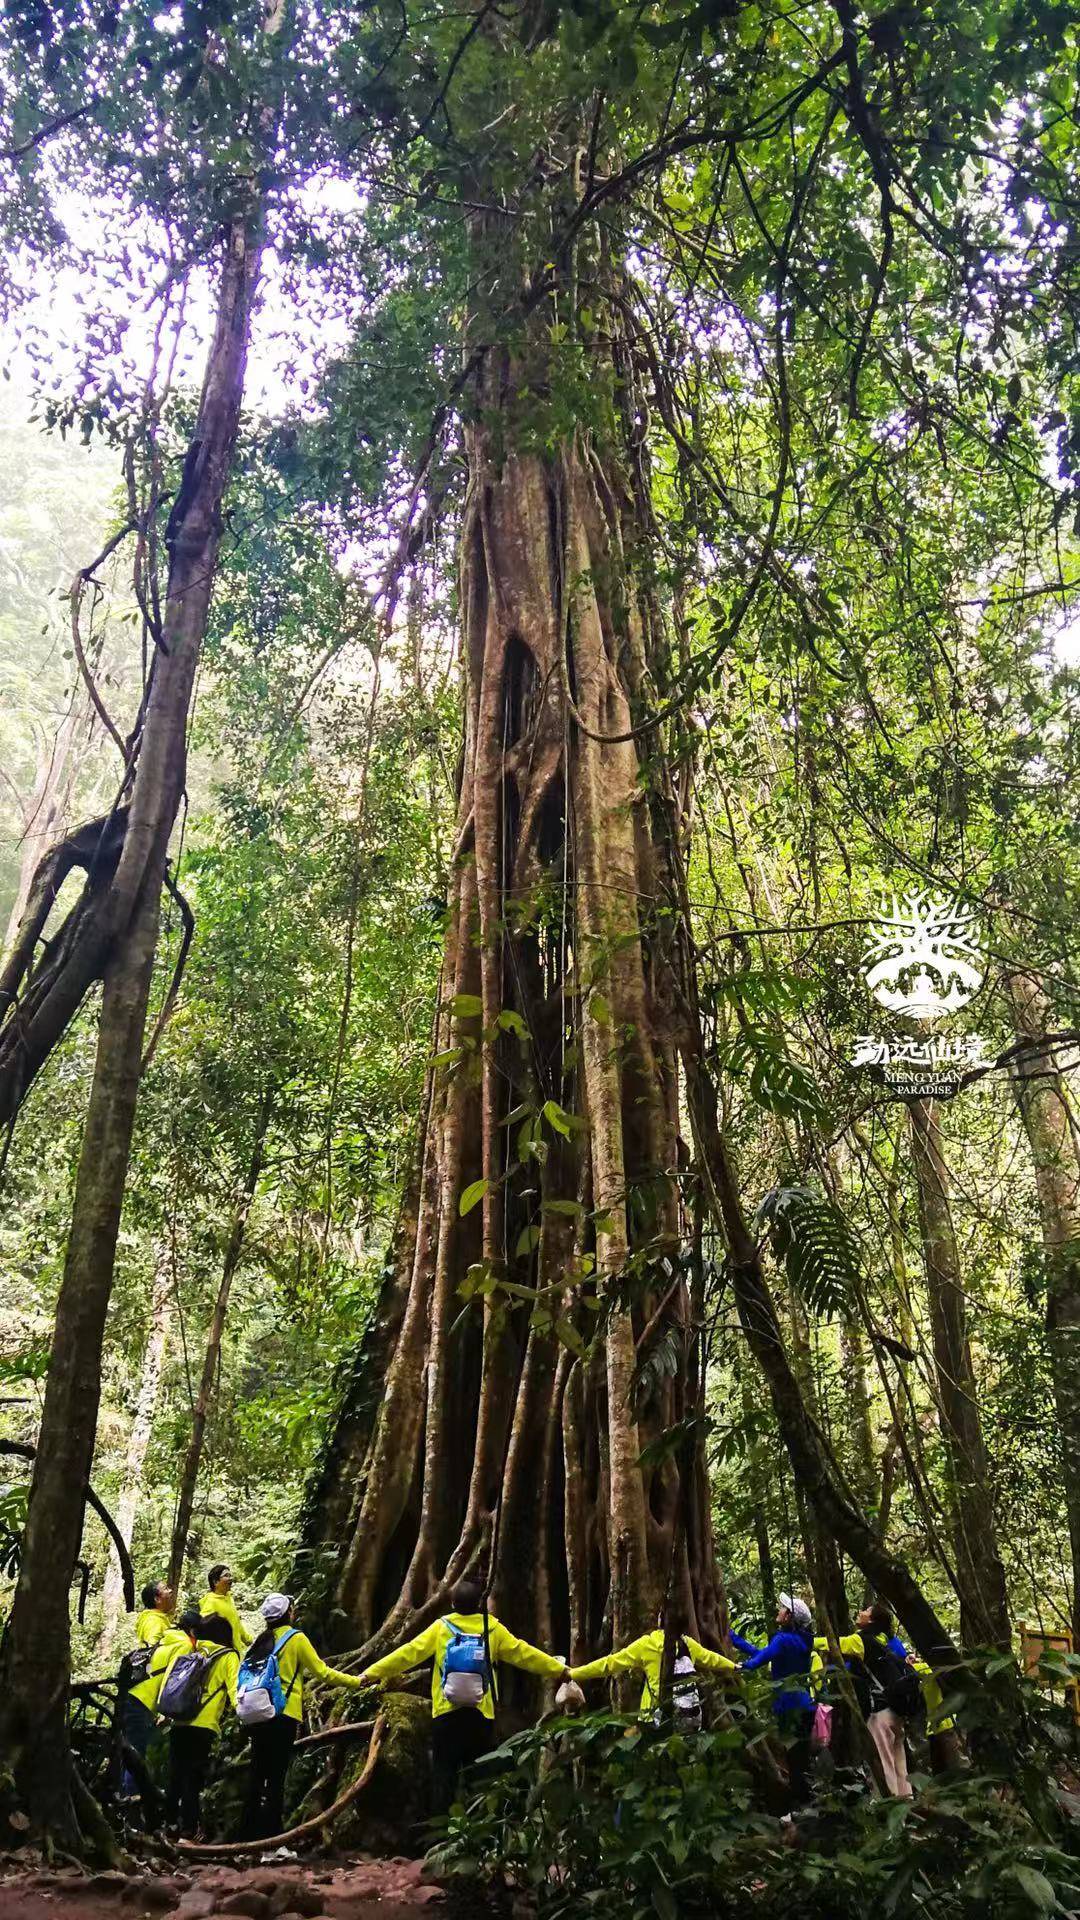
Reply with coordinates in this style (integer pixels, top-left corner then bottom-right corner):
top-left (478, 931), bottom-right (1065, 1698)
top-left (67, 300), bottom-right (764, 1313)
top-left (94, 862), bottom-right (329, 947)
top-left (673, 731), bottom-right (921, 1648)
top-left (332, 1692), bottom-right (432, 1853)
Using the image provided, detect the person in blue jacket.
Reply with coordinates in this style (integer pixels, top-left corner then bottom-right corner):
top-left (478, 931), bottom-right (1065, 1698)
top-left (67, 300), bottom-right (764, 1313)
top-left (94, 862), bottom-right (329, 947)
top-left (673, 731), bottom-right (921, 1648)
top-left (732, 1591), bottom-right (817, 1802)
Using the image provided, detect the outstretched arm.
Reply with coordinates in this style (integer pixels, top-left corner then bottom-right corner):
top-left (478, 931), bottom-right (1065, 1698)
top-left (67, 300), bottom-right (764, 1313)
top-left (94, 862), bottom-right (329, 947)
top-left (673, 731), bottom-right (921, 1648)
top-left (739, 1632), bottom-right (784, 1673)
top-left (362, 1623), bottom-right (441, 1687)
top-left (685, 1635), bottom-right (738, 1677)
top-left (571, 1634), bottom-right (654, 1684)
top-left (490, 1621), bottom-right (567, 1680)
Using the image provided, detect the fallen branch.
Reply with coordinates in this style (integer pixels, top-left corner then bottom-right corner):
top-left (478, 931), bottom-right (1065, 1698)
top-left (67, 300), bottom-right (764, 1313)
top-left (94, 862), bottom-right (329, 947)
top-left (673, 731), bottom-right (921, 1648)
top-left (293, 1717), bottom-right (376, 1752)
top-left (178, 1712), bottom-right (386, 1857)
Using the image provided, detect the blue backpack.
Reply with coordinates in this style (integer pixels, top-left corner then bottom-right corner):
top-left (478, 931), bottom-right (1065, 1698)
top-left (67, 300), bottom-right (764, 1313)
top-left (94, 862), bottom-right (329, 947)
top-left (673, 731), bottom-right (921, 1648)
top-left (237, 1628), bottom-right (299, 1725)
top-left (440, 1620), bottom-right (491, 1708)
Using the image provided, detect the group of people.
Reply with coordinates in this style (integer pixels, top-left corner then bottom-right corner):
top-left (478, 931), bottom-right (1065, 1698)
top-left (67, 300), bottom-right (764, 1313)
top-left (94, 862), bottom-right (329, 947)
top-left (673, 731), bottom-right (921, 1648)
top-left (119, 1564), bottom-right (368, 1839)
top-left (116, 1565), bottom-right (950, 1842)
top-left (353, 1582), bottom-right (951, 1809)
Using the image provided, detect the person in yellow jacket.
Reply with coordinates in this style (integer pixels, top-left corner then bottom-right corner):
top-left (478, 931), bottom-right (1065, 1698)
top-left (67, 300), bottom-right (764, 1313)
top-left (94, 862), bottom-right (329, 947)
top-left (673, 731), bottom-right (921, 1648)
top-left (162, 1613), bottom-right (239, 1839)
top-left (570, 1609), bottom-right (738, 1720)
top-left (116, 1598), bottom-right (183, 1826)
top-left (360, 1578), bottom-right (570, 1809)
top-left (240, 1592), bottom-right (369, 1840)
top-left (199, 1563), bottom-right (253, 1653)
top-left (135, 1579), bottom-right (176, 1647)
top-left (909, 1656), bottom-right (959, 1770)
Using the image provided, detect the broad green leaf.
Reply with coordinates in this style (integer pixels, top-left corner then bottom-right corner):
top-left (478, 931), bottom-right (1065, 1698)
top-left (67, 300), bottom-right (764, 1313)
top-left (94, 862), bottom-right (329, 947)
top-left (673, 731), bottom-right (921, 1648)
top-left (458, 1177), bottom-right (490, 1216)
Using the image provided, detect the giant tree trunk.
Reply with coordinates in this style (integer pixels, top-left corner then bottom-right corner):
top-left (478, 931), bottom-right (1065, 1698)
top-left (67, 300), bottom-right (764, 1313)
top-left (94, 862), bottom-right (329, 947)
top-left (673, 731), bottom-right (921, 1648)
top-left (0, 31), bottom-right (284, 1838)
top-left (1005, 967), bottom-right (1080, 1643)
top-left (305, 243), bottom-right (727, 1672)
top-left (168, 1089), bottom-right (272, 1594)
top-left (96, 1250), bottom-right (171, 1661)
top-left (908, 1096), bottom-right (1010, 1650)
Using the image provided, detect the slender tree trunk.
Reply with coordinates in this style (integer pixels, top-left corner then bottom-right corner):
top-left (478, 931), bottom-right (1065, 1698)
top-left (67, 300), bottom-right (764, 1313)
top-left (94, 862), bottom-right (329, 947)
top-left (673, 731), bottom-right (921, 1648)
top-left (2, 690), bottom-right (89, 961)
top-left (680, 1038), bottom-right (959, 1671)
top-left (0, 879), bottom-right (161, 1848)
top-left (96, 1251), bottom-right (171, 1661)
top-left (167, 1090), bottom-right (272, 1594)
top-left (841, 1319), bottom-right (877, 1515)
top-left (0, 19), bottom-right (286, 1837)
top-left (787, 1292), bottom-right (850, 1629)
top-left (1005, 967), bottom-right (1080, 1643)
top-left (908, 1096), bottom-right (1010, 1650)
top-left (739, 1370), bottom-right (777, 1620)
top-left (0, 4), bottom-right (289, 1129)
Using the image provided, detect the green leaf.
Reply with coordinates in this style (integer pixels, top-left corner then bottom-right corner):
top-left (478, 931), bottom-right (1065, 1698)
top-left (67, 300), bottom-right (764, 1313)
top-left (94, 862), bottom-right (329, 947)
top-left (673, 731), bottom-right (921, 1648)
top-left (515, 1224), bottom-right (541, 1257)
top-left (756, 1186), bottom-right (860, 1319)
top-left (431, 1047), bottom-right (463, 1069)
top-left (1004, 1866), bottom-right (1058, 1912)
top-left (555, 1316), bottom-right (586, 1356)
top-left (542, 1098), bottom-right (573, 1137)
top-left (459, 1177), bottom-right (490, 1216)
top-left (543, 1198), bottom-right (585, 1217)
top-left (450, 992), bottom-right (483, 1018)
top-left (588, 991), bottom-right (612, 1025)
top-left (651, 1885), bottom-right (677, 1920)
top-left (496, 1008), bottom-right (529, 1039)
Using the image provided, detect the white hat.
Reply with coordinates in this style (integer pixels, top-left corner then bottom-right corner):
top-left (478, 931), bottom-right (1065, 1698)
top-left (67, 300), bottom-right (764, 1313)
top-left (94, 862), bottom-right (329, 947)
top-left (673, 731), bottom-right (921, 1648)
top-left (261, 1592), bottom-right (293, 1623)
top-left (778, 1592), bottom-right (812, 1631)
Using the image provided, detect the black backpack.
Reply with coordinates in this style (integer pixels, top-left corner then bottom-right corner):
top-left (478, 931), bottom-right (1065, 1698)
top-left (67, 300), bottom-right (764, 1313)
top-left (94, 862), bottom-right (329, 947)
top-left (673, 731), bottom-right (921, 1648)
top-left (863, 1635), bottom-right (922, 1720)
top-left (118, 1645), bottom-right (154, 1693)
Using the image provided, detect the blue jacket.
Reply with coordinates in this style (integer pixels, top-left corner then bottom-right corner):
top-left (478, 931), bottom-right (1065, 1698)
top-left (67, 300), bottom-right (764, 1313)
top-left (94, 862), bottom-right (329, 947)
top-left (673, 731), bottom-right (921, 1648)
top-left (732, 1627), bottom-right (815, 1715)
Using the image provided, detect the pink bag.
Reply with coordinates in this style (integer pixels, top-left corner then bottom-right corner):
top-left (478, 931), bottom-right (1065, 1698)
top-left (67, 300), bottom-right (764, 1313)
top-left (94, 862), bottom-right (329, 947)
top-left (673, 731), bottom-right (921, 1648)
top-left (811, 1702), bottom-right (833, 1750)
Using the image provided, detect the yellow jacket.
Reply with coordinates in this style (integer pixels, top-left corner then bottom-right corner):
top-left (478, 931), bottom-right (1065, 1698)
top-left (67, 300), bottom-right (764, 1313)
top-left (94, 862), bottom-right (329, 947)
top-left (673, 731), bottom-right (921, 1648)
top-left (129, 1627), bottom-right (191, 1713)
top-left (135, 1607), bottom-right (173, 1647)
top-left (813, 1632), bottom-right (864, 1661)
top-left (363, 1611), bottom-right (565, 1721)
top-left (269, 1628), bottom-right (367, 1724)
top-left (571, 1629), bottom-right (737, 1715)
top-left (199, 1590), bottom-right (253, 1653)
top-left (162, 1636), bottom-right (239, 1734)
top-left (912, 1658), bottom-right (956, 1734)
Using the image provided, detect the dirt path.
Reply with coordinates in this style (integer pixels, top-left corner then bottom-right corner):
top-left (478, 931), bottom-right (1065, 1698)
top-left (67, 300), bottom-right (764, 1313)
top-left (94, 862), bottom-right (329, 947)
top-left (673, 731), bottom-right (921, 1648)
top-left (0, 1854), bottom-right (452, 1920)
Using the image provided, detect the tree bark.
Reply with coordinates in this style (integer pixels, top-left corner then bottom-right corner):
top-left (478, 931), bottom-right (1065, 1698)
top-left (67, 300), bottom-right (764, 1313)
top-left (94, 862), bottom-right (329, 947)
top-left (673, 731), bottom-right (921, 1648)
top-left (1005, 967), bottom-right (1080, 1644)
top-left (680, 1035), bottom-right (959, 1672)
top-left (1, 687), bottom-right (90, 962)
top-left (908, 1096), bottom-right (1010, 1650)
top-left (303, 231), bottom-right (727, 1673)
top-left (96, 1249), bottom-right (171, 1661)
top-left (0, 3), bottom-right (289, 1130)
top-left (167, 1089), bottom-right (272, 1595)
top-left (0, 15), bottom-right (286, 1836)
top-left (0, 877), bottom-right (162, 1848)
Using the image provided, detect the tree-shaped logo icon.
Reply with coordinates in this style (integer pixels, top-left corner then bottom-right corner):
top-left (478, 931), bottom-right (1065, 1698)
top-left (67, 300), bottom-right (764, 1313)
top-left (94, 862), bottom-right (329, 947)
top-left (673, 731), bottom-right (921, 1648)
top-left (862, 890), bottom-right (984, 1022)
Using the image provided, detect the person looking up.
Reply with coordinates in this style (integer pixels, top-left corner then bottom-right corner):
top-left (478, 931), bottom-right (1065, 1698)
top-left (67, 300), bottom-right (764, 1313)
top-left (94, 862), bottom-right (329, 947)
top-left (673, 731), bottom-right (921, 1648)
top-left (854, 1600), bottom-right (919, 1799)
top-left (199, 1563), bottom-right (252, 1653)
top-left (360, 1578), bottom-right (569, 1811)
top-left (135, 1581), bottom-right (176, 1647)
top-left (732, 1592), bottom-right (817, 1802)
top-left (239, 1593), bottom-right (368, 1841)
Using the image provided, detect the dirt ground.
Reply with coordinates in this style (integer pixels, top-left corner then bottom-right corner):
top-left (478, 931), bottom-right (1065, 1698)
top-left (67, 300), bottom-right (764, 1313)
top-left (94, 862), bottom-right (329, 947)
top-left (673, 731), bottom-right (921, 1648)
top-left (0, 1853), bottom-right (461, 1920)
